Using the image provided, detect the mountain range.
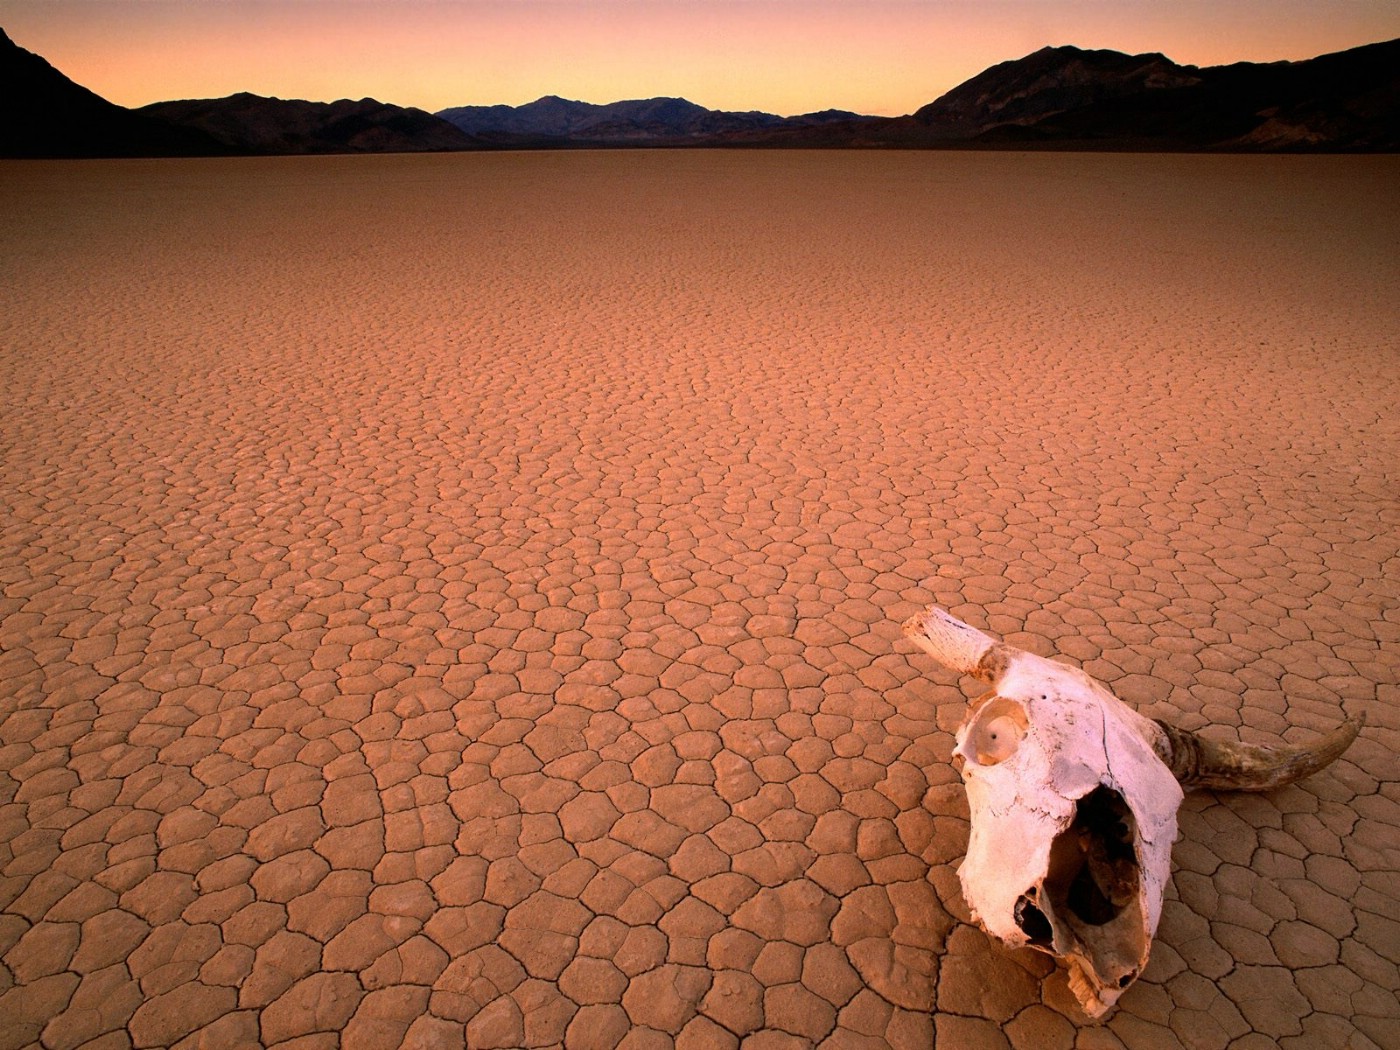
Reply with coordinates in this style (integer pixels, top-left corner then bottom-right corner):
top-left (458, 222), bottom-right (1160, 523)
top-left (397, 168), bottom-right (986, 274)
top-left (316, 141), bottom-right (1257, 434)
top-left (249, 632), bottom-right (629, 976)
top-left (141, 93), bottom-right (478, 154)
top-left (907, 38), bottom-right (1400, 150)
top-left (436, 95), bottom-right (875, 146)
top-left (3, 26), bottom-right (1397, 157)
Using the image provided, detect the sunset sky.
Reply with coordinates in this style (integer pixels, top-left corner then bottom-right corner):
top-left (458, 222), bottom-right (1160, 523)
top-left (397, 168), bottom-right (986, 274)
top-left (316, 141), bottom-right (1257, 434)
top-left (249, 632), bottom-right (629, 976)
top-left (4, 0), bottom-right (1399, 117)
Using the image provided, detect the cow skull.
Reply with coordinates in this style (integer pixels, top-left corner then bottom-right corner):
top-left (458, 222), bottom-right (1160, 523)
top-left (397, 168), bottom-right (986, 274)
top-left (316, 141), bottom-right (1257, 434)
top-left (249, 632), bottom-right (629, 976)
top-left (903, 606), bottom-right (1363, 1018)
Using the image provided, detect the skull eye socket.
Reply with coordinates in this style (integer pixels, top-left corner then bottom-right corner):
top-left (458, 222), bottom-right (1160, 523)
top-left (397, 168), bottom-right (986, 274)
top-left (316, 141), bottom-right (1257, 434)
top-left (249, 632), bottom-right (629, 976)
top-left (965, 697), bottom-right (1029, 765)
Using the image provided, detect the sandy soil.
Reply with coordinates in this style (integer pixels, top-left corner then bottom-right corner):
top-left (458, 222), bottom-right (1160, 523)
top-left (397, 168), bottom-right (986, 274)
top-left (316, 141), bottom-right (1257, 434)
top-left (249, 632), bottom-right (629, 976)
top-left (1, 149), bottom-right (1396, 1049)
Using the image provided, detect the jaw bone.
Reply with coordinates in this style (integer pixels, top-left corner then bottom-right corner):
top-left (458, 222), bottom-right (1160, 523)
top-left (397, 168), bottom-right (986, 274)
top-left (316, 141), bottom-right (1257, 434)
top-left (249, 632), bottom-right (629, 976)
top-left (902, 606), bottom-right (1364, 1018)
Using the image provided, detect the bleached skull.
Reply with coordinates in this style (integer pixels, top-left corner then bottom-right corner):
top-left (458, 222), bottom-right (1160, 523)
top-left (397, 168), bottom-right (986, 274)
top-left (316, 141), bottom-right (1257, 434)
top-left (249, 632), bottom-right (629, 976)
top-left (904, 606), bottom-right (1363, 1018)
top-left (951, 653), bottom-right (1182, 1015)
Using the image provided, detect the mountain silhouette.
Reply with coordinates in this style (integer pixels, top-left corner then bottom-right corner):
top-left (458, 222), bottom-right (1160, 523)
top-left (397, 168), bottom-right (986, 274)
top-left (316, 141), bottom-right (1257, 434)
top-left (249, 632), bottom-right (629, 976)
top-left (0, 27), bottom-right (227, 156)
top-left (4, 24), bottom-right (1396, 157)
top-left (141, 93), bottom-right (477, 154)
top-left (435, 96), bottom-right (871, 145)
top-left (913, 46), bottom-right (1202, 131)
top-left (904, 40), bottom-right (1400, 150)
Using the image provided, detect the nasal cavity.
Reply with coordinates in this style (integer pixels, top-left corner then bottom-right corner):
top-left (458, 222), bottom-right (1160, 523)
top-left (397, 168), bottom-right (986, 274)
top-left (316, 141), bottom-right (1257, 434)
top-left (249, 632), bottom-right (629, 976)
top-left (1014, 892), bottom-right (1053, 947)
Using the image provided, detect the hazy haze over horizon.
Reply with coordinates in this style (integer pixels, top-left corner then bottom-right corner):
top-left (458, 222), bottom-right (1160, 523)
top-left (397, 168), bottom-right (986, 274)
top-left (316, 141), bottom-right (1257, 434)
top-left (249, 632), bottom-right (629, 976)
top-left (3, 0), bottom-right (1399, 117)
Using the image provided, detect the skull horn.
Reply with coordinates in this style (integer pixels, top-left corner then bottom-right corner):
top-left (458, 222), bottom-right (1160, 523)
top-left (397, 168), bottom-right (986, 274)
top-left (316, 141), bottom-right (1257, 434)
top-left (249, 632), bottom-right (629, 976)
top-left (901, 607), bottom-right (1013, 682)
top-left (1152, 714), bottom-right (1365, 792)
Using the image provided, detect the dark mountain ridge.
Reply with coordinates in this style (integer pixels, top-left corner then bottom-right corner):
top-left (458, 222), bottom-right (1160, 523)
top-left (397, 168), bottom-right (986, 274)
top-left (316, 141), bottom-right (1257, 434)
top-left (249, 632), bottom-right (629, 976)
top-left (904, 39), bottom-right (1400, 150)
top-left (913, 45), bottom-right (1203, 130)
top-left (140, 93), bottom-right (477, 154)
top-left (3, 25), bottom-right (1396, 157)
top-left (435, 95), bottom-right (875, 146)
top-left (0, 27), bottom-right (228, 157)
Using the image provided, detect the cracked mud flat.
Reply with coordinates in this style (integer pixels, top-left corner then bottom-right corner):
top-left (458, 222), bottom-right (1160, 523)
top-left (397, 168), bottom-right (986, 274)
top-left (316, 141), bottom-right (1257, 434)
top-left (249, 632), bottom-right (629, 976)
top-left (1, 150), bottom-right (1396, 1049)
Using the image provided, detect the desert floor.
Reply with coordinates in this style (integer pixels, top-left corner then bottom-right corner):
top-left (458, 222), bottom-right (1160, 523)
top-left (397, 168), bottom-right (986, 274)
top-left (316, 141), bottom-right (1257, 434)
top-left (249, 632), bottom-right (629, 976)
top-left (1, 149), bottom-right (1396, 1049)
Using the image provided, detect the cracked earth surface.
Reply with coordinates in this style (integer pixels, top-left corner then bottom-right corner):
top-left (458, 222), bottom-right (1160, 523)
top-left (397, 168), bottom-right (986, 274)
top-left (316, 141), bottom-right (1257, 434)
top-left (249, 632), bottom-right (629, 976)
top-left (1, 151), bottom-right (1396, 1049)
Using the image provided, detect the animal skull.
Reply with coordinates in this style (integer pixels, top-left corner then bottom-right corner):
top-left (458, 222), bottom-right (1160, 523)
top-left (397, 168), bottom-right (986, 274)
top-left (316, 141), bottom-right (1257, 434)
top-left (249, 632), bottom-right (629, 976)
top-left (903, 606), bottom-right (1363, 1018)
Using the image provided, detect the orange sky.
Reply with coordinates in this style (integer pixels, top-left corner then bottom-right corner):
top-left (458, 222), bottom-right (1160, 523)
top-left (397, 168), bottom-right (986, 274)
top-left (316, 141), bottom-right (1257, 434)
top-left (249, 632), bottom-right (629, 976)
top-left (4, 0), bottom-right (1398, 116)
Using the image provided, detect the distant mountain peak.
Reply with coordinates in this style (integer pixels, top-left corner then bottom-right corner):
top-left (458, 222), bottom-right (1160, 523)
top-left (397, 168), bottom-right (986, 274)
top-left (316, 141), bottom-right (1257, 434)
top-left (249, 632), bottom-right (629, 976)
top-left (911, 37), bottom-right (1399, 150)
top-left (436, 93), bottom-right (790, 142)
top-left (915, 44), bottom-right (1201, 130)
